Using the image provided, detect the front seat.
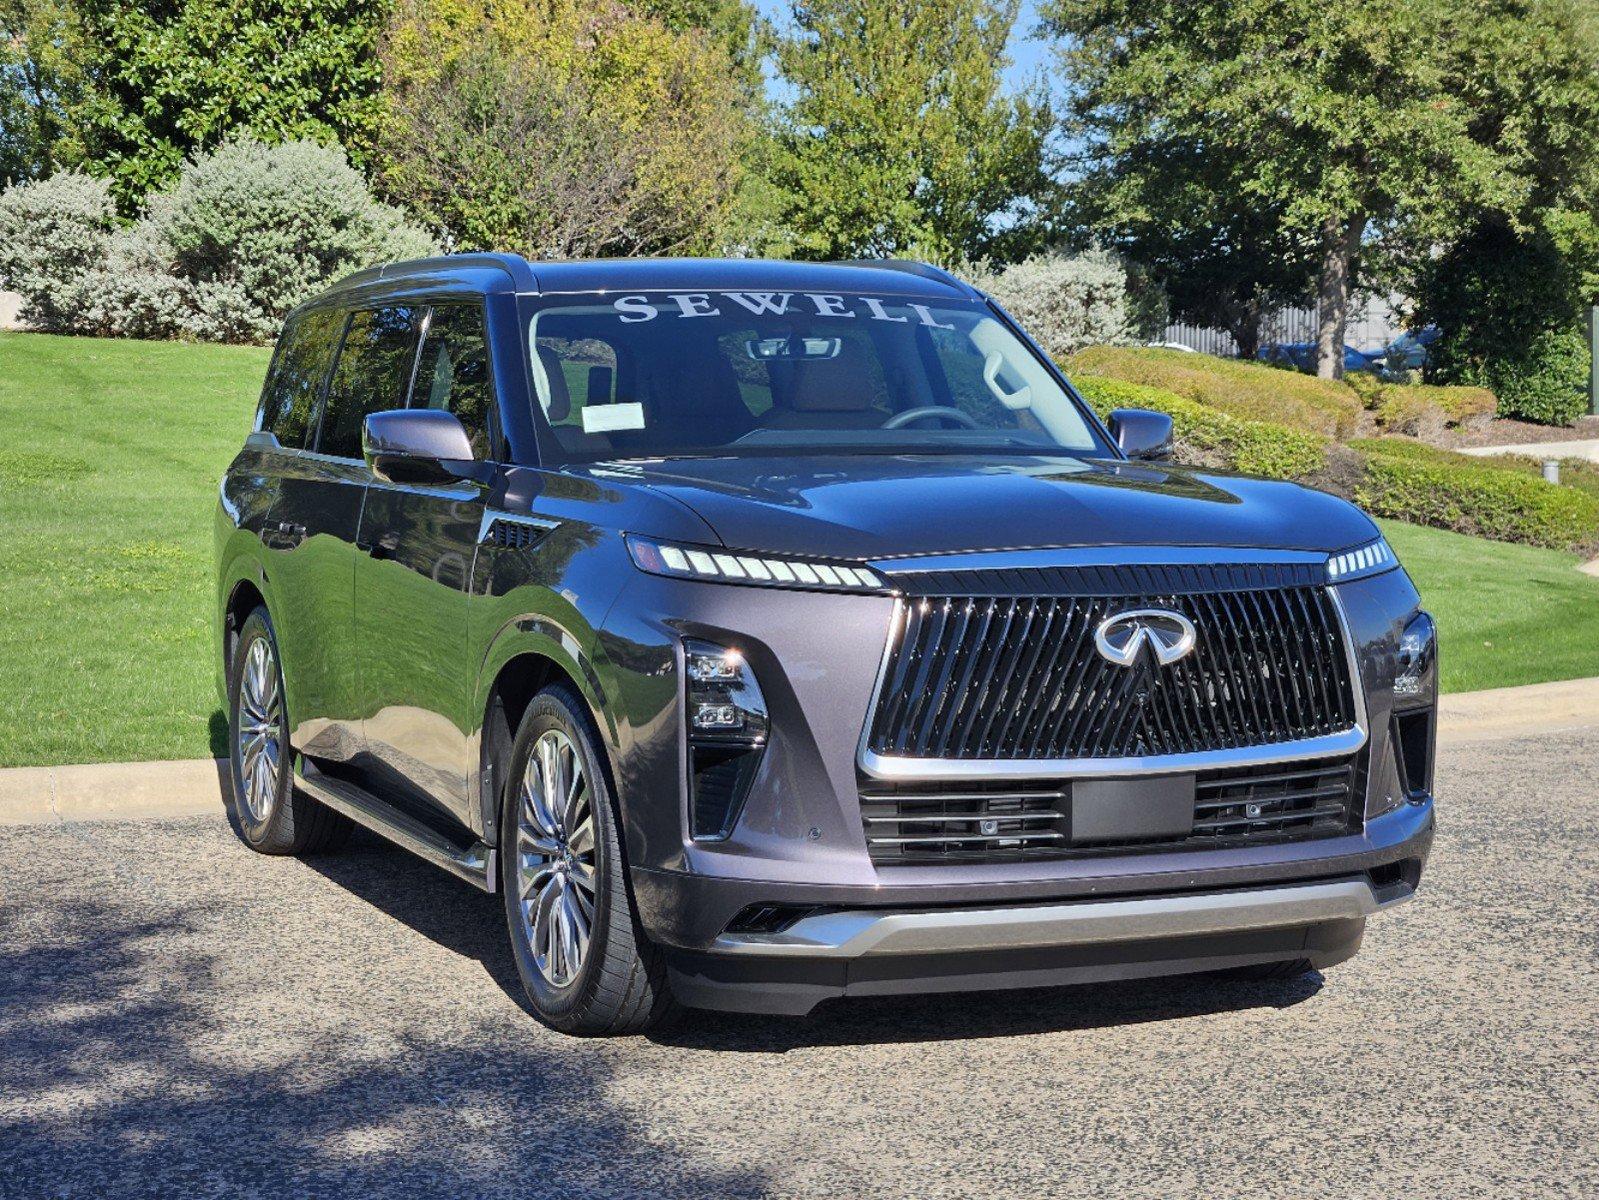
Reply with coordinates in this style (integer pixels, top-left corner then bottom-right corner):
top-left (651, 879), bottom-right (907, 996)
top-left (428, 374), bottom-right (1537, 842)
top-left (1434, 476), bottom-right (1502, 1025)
top-left (762, 342), bottom-right (886, 430)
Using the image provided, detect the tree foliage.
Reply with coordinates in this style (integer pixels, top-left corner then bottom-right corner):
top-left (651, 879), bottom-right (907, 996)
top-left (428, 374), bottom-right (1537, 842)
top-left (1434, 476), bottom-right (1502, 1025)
top-left (1043, 0), bottom-right (1599, 378)
top-left (61, 0), bottom-right (388, 211)
top-left (0, 0), bottom-right (78, 184)
top-left (768, 0), bottom-right (1054, 264)
top-left (375, 0), bottom-right (751, 257)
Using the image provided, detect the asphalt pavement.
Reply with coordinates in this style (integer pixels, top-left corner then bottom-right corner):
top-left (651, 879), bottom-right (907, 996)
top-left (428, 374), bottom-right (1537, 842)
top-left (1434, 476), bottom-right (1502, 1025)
top-left (2, 729), bottom-right (1596, 1199)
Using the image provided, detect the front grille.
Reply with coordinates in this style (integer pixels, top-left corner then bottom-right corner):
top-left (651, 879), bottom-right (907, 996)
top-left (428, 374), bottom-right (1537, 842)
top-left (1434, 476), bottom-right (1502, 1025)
top-left (866, 586), bottom-right (1357, 763)
top-left (862, 756), bottom-right (1362, 863)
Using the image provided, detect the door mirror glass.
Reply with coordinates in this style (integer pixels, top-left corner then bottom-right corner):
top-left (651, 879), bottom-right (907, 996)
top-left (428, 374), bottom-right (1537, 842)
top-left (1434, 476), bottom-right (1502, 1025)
top-left (1107, 408), bottom-right (1175, 461)
top-left (362, 409), bottom-right (475, 484)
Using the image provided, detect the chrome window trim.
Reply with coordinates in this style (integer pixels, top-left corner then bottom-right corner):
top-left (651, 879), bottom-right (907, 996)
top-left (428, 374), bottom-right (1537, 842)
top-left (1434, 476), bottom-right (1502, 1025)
top-left (477, 509), bottom-right (560, 545)
top-left (854, 584), bottom-right (1369, 782)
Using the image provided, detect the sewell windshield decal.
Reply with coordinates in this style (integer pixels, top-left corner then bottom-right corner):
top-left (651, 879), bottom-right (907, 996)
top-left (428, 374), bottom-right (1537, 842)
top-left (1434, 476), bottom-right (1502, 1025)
top-left (609, 292), bottom-right (957, 328)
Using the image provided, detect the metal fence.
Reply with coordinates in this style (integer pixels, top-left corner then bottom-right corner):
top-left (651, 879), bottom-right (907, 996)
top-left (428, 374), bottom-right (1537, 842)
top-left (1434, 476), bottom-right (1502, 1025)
top-left (1161, 296), bottom-right (1409, 359)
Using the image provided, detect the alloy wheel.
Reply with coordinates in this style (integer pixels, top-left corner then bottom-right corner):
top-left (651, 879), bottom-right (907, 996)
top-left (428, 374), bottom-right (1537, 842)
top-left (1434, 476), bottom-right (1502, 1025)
top-left (515, 729), bottom-right (598, 988)
top-left (237, 636), bottom-right (283, 824)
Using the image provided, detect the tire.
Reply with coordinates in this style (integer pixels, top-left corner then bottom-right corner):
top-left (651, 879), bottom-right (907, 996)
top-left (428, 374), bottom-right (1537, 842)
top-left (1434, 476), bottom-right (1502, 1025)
top-left (500, 683), bottom-right (676, 1035)
top-left (1212, 958), bottom-right (1315, 982)
top-left (227, 606), bottom-right (352, 856)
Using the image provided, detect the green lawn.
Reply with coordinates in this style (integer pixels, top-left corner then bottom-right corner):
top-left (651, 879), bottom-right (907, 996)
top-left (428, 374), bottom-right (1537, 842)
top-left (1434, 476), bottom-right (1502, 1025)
top-left (0, 332), bottom-right (269, 766)
top-left (0, 331), bottom-right (1595, 766)
top-left (1379, 519), bottom-right (1599, 693)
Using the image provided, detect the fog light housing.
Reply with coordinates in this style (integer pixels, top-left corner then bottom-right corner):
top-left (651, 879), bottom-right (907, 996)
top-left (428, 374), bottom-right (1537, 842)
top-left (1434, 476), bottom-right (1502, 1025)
top-left (684, 639), bottom-right (768, 840)
top-left (1394, 610), bottom-right (1437, 706)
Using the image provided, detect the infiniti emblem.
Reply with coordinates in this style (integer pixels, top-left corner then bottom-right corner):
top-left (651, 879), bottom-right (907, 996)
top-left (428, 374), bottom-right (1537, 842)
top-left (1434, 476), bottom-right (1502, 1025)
top-left (1093, 608), bottom-right (1197, 668)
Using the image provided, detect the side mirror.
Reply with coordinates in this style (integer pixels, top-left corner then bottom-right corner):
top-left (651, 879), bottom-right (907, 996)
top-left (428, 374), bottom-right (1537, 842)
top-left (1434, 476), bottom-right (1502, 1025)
top-left (362, 409), bottom-right (475, 484)
top-left (1107, 408), bottom-right (1174, 462)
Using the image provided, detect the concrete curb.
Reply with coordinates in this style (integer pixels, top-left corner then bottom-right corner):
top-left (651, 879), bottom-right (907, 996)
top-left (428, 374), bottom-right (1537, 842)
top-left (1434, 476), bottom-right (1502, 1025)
top-left (0, 759), bottom-right (228, 827)
top-left (2, 676), bottom-right (1597, 826)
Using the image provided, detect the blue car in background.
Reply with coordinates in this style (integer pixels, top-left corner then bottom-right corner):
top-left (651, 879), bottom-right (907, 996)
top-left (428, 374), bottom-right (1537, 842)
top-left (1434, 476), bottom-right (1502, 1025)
top-left (1380, 326), bottom-right (1440, 379)
top-left (1258, 342), bottom-right (1384, 374)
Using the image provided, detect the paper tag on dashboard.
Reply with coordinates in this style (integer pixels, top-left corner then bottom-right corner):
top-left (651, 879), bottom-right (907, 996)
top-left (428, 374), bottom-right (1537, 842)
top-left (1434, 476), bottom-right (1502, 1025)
top-left (581, 402), bottom-right (646, 434)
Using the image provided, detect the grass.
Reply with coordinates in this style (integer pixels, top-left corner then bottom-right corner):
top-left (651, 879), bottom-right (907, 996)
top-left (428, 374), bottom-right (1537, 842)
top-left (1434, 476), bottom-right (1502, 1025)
top-left (1380, 519), bottom-right (1599, 693)
top-left (0, 331), bottom-right (1595, 766)
top-left (0, 332), bottom-right (269, 766)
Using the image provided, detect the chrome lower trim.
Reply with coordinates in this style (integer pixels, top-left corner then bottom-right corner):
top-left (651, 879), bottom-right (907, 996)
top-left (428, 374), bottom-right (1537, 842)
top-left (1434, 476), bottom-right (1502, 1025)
top-left (853, 582), bottom-right (1371, 783)
top-left (712, 877), bottom-right (1405, 959)
top-left (859, 726), bottom-right (1369, 781)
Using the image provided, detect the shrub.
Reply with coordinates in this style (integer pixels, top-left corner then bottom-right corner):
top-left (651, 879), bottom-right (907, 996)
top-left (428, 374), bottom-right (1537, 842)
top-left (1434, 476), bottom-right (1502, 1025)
top-left (975, 251), bottom-right (1142, 358)
top-left (1351, 438), bottom-right (1599, 553)
top-left (1073, 375), bottom-right (1328, 481)
top-left (137, 137), bottom-right (437, 343)
top-left (0, 139), bottom-right (437, 343)
top-left (0, 173), bottom-right (118, 334)
top-left (1065, 345), bottom-right (1364, 438)
top-left (1482, 327), bottom-right (1590, 426)
top-left (1371, 382), bottom-right (1497, 437)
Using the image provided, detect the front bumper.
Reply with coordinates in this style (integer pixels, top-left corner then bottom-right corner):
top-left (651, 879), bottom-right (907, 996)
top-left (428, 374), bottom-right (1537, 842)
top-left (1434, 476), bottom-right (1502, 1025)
top-left (643, 799), bottom-right (1432, 1015)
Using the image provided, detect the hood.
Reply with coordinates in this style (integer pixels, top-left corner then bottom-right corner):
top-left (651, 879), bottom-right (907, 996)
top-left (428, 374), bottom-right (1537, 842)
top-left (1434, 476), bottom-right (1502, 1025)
top-left (573, 454), bottom-right (1378, 561)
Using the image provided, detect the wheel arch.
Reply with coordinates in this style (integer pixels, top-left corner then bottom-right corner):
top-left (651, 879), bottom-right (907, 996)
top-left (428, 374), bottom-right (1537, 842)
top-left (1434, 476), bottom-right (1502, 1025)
top-left (474, 620), bottom-right (620, 846)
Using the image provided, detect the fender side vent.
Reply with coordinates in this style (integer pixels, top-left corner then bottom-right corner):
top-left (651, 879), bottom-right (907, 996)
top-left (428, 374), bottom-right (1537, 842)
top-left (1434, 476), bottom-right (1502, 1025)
top-left (485, 519), bottom-right (549, 551)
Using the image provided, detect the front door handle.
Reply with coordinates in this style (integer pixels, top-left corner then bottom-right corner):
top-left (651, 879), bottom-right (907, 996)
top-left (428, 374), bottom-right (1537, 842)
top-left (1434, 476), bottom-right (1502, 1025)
top-left (268, 520), bottom-right (306, 548)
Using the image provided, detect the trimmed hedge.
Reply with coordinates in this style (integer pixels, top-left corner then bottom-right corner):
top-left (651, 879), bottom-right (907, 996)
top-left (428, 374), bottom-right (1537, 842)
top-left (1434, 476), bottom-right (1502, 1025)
top-left (1350, 439), bottom-right (1599, 554)
top-left (1073, 375), bottom-right (1328, 481)
top-left (1066, 346), bottom-right (1364, 438)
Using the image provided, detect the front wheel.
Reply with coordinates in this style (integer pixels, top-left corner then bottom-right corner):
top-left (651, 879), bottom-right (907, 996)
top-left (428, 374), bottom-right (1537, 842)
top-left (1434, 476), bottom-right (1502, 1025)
top-left (227, 606), bottom-right (351, 855)
top-left (500, 684), bottom-right (675, 1035)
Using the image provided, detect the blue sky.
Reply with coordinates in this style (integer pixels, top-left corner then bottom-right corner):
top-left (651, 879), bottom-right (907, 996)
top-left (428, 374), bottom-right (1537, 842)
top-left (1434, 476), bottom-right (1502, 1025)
top-left (753, 1), bottom-right (1053, 94)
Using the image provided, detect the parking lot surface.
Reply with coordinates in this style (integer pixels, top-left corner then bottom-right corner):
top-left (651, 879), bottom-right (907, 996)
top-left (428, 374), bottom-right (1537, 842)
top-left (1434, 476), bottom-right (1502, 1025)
top-left (2, 729), bottom-right (1596, 1199)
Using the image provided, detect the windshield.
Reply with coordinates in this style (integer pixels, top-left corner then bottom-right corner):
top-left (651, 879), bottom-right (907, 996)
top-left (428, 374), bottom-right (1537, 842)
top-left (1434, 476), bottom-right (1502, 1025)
top-left (524, 291), bottom-right (1108, 462)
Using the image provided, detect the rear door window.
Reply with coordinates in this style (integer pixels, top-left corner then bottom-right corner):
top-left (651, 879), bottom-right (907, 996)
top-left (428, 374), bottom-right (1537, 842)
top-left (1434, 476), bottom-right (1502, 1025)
top-left (317, 306), bottom-right (423, 459)
top-left (258, 308), bottom-right (344, 449)
top-left (412, 303), bottom-right (495, 459)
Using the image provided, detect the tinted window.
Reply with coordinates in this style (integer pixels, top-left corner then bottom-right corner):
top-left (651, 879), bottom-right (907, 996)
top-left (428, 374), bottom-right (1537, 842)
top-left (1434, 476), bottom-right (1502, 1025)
top-left (413, 304), bottom-right (494, 458)
top-left (258, 308), bottom-right (343, 449)
top-left (318, 306), bottom-right (422, 459)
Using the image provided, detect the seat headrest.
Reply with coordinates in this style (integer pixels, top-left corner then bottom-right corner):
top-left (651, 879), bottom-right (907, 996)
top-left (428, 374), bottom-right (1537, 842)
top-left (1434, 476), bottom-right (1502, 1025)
top-left (782, 343), bottom-right (873, 413)
top-left (536, 344), bottom-right (571, 422)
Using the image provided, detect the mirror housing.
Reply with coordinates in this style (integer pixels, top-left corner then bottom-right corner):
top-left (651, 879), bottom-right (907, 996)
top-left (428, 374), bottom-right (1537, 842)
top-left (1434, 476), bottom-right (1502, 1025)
top-left (1107, 408), bottom-right (1175, 462)
top-left (362, 409), bottom-right (475, 484)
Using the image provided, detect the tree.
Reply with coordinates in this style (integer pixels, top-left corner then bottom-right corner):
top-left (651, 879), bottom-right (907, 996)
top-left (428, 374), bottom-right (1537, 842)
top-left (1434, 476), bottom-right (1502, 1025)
top-left (1043, 0), bottom-right (1563, 378)
top-left (1070, 140), bottom-right (1317, 359)
top-left (0, 0), bottom-right (78, 184)
top-left (376, 0), bottom-right (751, 257)
top-left (62, 0), bottom-right (387, 211)
top-left (768, 0), bottom-right (1054, 264)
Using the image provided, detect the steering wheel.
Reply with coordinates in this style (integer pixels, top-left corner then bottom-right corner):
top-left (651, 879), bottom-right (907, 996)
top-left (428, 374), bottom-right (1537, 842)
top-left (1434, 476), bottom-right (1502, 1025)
top-left (882, 406), bottom-right (982, 430)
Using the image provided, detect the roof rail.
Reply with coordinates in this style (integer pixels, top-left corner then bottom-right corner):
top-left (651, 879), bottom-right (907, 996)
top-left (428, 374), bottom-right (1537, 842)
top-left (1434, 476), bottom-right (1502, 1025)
top-left (332, 252), bottom-right (540, 293)
top-left (833, 259), bottom-right (975, 295)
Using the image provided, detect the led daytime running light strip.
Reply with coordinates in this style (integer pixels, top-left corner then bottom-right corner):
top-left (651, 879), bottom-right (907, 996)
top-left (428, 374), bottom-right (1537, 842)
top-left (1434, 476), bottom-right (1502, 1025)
top-left (1327, 537), bottom-right (1395, 580)
top-left (629, 537), bottom-right (887, 592)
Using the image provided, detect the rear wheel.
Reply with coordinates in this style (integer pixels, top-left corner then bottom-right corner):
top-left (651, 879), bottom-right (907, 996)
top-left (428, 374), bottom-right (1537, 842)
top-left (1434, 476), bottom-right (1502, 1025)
top-left (227, 606), bottom-right (351, 855)
top-left (500, 684), bottom-right (675, 1035)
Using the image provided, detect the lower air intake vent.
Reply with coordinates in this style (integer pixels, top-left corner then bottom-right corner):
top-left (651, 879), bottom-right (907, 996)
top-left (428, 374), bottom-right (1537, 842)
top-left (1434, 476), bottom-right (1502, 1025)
top-left (862, 755), bottom-right (1363, 863)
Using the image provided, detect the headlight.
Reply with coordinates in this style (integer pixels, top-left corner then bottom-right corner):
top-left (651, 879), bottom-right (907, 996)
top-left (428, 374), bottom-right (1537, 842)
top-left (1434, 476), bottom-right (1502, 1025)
top-left (628, 535), bottom-right (890, 593)
top-left (1327, 536), bottom-right (1397, 582)
top-left (683, 639), bottom-right (768, 840)
top-left (1394, 610), bottom-right (1437, 706)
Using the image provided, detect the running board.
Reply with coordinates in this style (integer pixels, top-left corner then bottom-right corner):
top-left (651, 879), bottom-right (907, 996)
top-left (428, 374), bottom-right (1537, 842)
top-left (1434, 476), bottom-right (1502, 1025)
top-left (296, 764), bottom-right (496, 892)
